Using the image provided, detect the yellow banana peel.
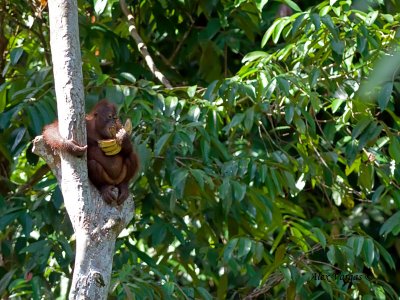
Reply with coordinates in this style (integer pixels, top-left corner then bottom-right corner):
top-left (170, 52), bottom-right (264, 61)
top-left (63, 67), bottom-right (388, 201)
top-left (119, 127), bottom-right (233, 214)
top-left (98, 139), bottom-right (122, 156)
top-left (98, 119), bottom-right (131, 156)
top-left (124, 118), bottom-right (132, 134)
top-left (103, 143), bottom-right (121, 156)
top-left (98, 139), bottom-right (117, 148)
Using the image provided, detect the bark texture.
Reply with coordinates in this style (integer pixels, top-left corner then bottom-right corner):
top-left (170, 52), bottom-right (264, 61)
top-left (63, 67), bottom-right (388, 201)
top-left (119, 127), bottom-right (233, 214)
top-left (33, 1), bottom-right (135, 299)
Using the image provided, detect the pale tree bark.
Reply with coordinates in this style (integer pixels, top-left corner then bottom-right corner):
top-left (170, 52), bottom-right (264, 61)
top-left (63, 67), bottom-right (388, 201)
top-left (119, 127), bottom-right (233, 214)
top-left (32, 0), bottom-right (134, 299)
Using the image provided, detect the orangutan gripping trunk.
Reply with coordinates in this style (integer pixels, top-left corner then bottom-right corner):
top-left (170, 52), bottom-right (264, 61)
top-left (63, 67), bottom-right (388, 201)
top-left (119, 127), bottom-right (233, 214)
top-left (42, 99), bottom-right (139, 205)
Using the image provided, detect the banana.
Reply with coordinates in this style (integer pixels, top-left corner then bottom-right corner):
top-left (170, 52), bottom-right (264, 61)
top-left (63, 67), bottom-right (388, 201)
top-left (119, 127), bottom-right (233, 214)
top-left (124, 118), bottom-right (132, 134)
top-left (98, 139), bottom-right (117, 148)
top-left (103, 143), bottom-right (121, 156)
top-left (98, 139), bottom-right (122, 156)
top-left (97, 118), bottom-right (132, 156)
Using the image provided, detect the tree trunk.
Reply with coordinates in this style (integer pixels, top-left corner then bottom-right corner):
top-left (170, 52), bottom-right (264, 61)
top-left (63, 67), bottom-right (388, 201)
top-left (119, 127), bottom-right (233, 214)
top-left (33, 0), bottom-right (134, 299)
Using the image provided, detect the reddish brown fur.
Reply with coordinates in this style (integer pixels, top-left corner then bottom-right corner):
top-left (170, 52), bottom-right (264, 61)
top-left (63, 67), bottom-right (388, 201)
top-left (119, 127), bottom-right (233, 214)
top-left (42, 99), bottom-right (139, 204)
top-left (43, 121), bottom-right (87, 156)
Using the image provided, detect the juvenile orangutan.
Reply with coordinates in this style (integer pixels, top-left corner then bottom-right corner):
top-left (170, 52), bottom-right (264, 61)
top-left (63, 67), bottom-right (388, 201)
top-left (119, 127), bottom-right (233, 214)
top-left (42, 99), bottom-right (139, 204)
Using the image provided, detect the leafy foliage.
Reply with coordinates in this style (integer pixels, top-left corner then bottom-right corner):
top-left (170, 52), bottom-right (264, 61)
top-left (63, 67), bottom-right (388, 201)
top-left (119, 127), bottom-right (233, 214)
top-left (1, 0), bottom-right (400, 299)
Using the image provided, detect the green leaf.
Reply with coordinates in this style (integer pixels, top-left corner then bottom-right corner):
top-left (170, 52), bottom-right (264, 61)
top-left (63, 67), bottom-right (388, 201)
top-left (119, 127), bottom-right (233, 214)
top-left (0, 211), bottom-right (23, 230)
top-left (191, 169), bottom-right (205, 190)
top-left (163, 281), bottom-right (175, 296)
top-left (327, 245), bottom-right (336, 265)
top-left (363, 239), bottom-right (375, 267)
top-left (309, 68), bottom-right (320, 89)
top-left (310, 13), bottom-right (321, 30)
top-left (155, 133), bottom-right (172, 156)
top-left (217, 274), bottom-right (228, 299)
top-left (354, 236), bottom-right (364, 256)
top-left (380, 211), bottom-right (400, 237)
top-left (242, 51), bottom-right (270, 63)
top-left (237, 238), bottom-right (252, 258)
top-left (285, 105), bottom-right (294, 124)
top-left (196, 287), bottom-right (213, 300)
top-left (332, 189), bottom-right (342, 206)
top-left (188, 105), bottom-right (201, 122)
top-left (378, 81), bottom-right (393, 110)
top-left (19, 240), bottom-right (48, 254)
top-left (312, 227), bottom-right (327, 248)
top-left (131, 109), bottom-right (142, 128)
top-left (374, 241), bottom-right (395, 270)
top-left (120, 72), bottom-right (136, 83)
top-left (330, 38), bottom-right (345, 55)
top-left (273, 19), bottom-right (291, 44)
top-left (187, 85), bottom-right (197, 98)
top-left (204, 80), bottom-right (219, 101)
top-left (358, 163), bottom-right (374, 193)
top-left (321, 281), bottom-right (333, 298)
top-left (200, 138), bottom-right (210, 162)
top-left (0, 269), bottom-right (16, 295)
top-left (232, 180), bottom-right (246, 202)
top-left (244, 107), bottom-right (255, 132)
top-left (310, 92), bottom-right (321, 112)
top-left (152, 222), bottom-right (167, 245)
top-left (165, 96), bottom-right (178, 116)
top-left (320, 5), bottom-right (331, 16)
top-left (283, 0), bottom-right (301, 12)
top-left (10, 47), bottom-right (24, 65)
top-left (0, 84), bottom-right (6, 113)
top-left (265, 78), bottom-right (277, 99)
top-left (199, 19), bottom-right (220, 40)
top-left (171, 168), bottom-right (188, 188)
top-left (352, 117), bottom-right (371, 139)
top-left (240, 83), bottom-right (256, 100)
top-left (277, 77), bottom-right (290, 96)
top-left (291, 13), bottom-right (305, 37)
top-left (223, 113), bottom-right (244, 132)
top-left (382, 13), bottom-right (394, 23)
top-left (321, 15), bottom-right (338, 39)
top-left (25, 105), bottom-right (42, 135)
top-left (223, 238), bottom-right (238, 262)
top-left (331, 98), bottom-right (345, 113)
top-left (262, 19), bottom-right (280, 47)
top-left (275, 244), bottom-right (286, 263)
top-left (293, 117), bottom-right (306, 134)
top-left (372, 185), bottom-right (385, 203)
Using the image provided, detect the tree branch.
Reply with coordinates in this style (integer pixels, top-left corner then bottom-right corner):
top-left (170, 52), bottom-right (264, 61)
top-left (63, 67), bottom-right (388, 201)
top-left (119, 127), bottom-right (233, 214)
top-left (119, 0), bottom-right (172, 89)
top-left (45, 1), bottom-right (135, 298)
top-left (168, 22), bottom-right (193, 65)
top-left (32, 135), bottom-right (135, 299)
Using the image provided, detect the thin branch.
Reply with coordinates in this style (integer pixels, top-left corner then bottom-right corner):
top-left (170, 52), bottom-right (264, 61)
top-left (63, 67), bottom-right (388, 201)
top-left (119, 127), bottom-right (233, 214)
top-left (168, 22), bottom-right (193, 65)
top-left (16, 164), bottom-right (50, 194)
top-left (243, 273), bottom-right (283, 300)
top-left (119, 0), bottom-right (172, 89)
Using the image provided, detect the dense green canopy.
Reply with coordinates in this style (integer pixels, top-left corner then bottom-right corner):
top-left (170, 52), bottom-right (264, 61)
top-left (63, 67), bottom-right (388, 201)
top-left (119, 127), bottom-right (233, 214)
top-left (1, 0), bottom-right (400, 298)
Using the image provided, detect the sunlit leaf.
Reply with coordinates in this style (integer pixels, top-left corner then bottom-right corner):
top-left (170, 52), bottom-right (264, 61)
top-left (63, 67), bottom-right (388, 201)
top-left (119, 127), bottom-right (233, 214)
top-left (120, 72), bottom-right (136, 83)
top-left (283, 0), bottom-right (301, 12)
top-left (94, 0), bottom-right (107, 15)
